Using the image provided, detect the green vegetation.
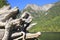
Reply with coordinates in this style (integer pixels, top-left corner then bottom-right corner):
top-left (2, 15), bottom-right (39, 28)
top-left (22, 2), bottom-right (60, 32)
top-left (0, 0), bottom-right (59, 32)
top-left (0, 0), bottom-right (60, 40)
top-left (0, 0), bottom-right (8, 8)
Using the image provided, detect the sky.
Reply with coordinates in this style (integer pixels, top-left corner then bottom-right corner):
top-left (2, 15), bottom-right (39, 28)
top-left (7, 0), bottom-right (59, 10)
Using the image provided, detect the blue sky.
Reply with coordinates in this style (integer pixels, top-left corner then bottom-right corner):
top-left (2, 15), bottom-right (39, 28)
top-left (7, 0), bottom-right (58, 10)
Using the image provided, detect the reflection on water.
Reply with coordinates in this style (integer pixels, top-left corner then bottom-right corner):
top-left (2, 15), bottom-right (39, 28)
top-left (39, 32), bottom-right (60, 40)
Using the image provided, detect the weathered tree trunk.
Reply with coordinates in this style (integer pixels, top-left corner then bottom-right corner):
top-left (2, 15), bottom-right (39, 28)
top-left (0, 5), bottom-right (41, 40)
top-left (0, 29), bottom-right (5, 40)
top-left (0, 5), bottom-right (19, 22)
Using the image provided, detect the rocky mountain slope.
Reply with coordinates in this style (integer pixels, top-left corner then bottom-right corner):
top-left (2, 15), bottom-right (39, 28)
top-left (20, 2), bottom-right (60, 32)
top-left (24, 4), bottom-right (54, 11)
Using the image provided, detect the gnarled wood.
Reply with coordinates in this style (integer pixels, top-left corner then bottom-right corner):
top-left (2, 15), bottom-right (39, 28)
top-left (0, 5), bottom-right (41, 40)
top-left (0, 6), bottom-right (19, 22)
top-left (11, 32), bottom-right (41, 40)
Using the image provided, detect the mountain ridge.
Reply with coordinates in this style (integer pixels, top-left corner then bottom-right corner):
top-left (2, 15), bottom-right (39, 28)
top-left (24, 3), bottom-right (54, 11)
top-left (17, 2), bottom-right (60, 32)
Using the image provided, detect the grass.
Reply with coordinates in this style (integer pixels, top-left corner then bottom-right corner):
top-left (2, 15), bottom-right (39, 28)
top-left (29, 16), bottom-right (60, 32)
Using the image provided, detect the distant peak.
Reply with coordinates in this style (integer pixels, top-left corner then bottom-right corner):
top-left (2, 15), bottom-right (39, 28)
top-left (24, 4), bottom-right (54, 11)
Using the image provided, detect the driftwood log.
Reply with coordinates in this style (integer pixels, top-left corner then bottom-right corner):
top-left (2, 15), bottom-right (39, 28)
top-left (0, 5), bottom-right (41, 40)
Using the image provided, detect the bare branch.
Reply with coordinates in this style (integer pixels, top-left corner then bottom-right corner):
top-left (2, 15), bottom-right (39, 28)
top-left (26, 23), bottom-right (37, 30)
top-left (11, 32), bottom-right (41, 40)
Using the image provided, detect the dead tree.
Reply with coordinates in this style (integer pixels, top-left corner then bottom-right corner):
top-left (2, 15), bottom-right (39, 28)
top-left (0, 5), bottom-right (41, 40)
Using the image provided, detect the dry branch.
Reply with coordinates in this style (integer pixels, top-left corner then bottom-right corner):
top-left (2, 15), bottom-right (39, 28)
top-left (11, 32), bottom-right (41, 40)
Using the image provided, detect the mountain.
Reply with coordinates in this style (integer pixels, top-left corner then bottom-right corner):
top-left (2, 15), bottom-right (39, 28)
top-left (24, 4), bottom-right (54, 11)
top-left (22, 4), bottom-right (54, 19)
top-left (21, 2), bottom-right (60, 32)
